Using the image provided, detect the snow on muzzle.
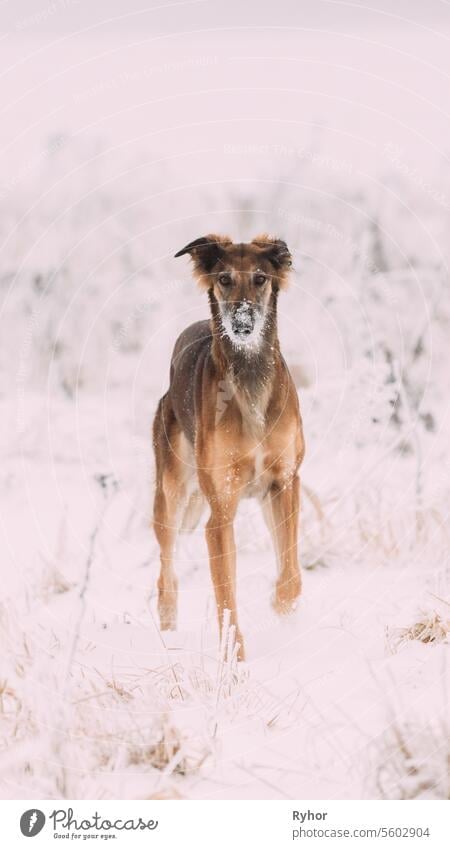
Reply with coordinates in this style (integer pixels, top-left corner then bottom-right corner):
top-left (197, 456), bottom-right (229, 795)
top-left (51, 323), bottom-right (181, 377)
top-left (231, 302), bottom-right (257, 337)
top-left (220, 300), bottom-right (265, 348)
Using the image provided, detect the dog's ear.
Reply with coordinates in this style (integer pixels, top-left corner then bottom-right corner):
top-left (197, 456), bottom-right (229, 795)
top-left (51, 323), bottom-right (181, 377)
top-left (251, 235), bottom-right (292, 287)
top-left (175, 234), bottom-right (232, 287)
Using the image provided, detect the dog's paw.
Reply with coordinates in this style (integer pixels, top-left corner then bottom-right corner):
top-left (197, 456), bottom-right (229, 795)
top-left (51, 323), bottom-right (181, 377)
top-left (272, 580), bottom-right (302, 615)
top-left (158, 606), bottom-right (177, 631)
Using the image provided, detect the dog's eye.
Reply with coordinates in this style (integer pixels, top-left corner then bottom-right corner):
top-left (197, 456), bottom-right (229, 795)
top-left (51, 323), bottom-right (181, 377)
top-left (218, 273), bottom-right (232, 287)
top-left (254, 273), bottom-right (267, 286)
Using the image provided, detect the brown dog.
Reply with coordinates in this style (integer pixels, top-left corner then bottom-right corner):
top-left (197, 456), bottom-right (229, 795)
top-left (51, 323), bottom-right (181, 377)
top-left (152, 235), bottom-right (305, 660)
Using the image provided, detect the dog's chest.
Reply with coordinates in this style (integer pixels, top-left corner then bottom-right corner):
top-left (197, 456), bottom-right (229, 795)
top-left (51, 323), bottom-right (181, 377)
top-left (228, 378), bottom-right (270, 439)
top-left (203, 365), bottom-right (300, 499)
top-left (215, 388), bottom-right (299, 498)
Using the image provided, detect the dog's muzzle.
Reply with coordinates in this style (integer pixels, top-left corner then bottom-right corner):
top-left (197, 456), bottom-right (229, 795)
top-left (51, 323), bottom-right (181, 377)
top-left (231, 303), bottom-right (256, 337)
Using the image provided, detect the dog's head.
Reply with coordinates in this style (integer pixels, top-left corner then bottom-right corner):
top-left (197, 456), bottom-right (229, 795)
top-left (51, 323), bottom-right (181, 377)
top-left (174, 234), bottom-right (292, 349)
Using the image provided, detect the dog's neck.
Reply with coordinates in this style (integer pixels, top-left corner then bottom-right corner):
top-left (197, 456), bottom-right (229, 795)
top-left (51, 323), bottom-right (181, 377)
top-left (208, 287), bottom-right (280, 402)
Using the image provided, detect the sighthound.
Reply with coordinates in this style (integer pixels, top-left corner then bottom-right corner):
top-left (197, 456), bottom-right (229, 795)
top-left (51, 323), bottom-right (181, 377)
top-left (152, 235), bottom-right (305, 660)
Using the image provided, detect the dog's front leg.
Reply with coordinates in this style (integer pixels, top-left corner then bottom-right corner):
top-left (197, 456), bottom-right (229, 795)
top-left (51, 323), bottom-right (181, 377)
top-left (268, 473), bottom-right (302, 614)
top-left (204, 494), bottom-right (245, 661)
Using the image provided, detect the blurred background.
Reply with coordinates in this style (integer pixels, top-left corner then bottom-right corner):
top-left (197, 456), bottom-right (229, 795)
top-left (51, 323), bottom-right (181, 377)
top-left (1, 0), bottom-right (449, 801)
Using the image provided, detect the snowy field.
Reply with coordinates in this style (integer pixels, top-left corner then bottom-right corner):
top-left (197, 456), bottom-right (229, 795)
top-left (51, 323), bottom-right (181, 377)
top-left (1, 9), bottom-right (450, 800)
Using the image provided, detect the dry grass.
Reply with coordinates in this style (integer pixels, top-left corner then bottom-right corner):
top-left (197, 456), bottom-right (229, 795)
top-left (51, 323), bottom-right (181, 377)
top-left (0, 610), bottom-right (264, 797)
top-left (395, 613), bottom-right (450, 647)
top-left (127, 719), bottom-right (206, 776)
top-left (374, 718), bottom-right (450, 800)
top-left (388, 601), bottom-right (450, 651)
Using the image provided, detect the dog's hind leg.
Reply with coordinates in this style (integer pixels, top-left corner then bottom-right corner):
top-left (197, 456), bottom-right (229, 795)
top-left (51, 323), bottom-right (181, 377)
top-left (261, 493), bottom-right (281, 568)
top-left (152, 395), bottom-right (189, 630)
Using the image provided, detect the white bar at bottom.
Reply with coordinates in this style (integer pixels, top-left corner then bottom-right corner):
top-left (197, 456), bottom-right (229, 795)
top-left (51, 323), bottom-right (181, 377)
top-left (3, 799), bottom-right (448, 848)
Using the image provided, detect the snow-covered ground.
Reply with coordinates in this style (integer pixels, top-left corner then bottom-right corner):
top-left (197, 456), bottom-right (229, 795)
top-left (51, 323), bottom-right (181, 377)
top-left (1, 10), bottom-right (450, 799)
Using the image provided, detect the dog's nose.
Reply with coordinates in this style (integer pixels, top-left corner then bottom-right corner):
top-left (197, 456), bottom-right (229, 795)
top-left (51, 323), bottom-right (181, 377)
top-left (232, 304), bottom-right (255, 336)
top-left (233, 321), bottom-right (252, 336)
